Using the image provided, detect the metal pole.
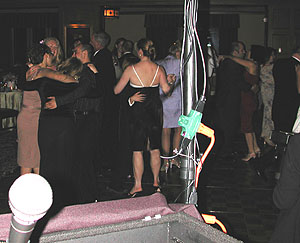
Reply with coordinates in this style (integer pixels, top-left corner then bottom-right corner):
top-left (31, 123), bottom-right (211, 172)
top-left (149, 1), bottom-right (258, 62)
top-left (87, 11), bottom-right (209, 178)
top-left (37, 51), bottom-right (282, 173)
top-left (179, 28), bottom-right (198, 204)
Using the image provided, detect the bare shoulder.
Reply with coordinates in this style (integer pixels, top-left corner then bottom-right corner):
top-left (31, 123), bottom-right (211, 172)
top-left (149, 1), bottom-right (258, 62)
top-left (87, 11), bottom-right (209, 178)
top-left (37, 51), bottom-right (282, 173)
top-left (38, 68), bottom-right (53, 75)
top-left (124, 65), bottom-right (134, 75)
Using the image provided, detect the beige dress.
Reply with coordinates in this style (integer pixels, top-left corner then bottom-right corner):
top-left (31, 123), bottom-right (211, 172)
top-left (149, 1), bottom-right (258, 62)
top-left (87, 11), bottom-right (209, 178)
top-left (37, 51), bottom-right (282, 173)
top-left (17, 70), bottom-right (41, 168)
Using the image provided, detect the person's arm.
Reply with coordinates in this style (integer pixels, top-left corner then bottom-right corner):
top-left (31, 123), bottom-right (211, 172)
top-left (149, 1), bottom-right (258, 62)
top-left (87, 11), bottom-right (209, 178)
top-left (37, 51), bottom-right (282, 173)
top-left (87, 63), bottom-right (98, 74)
top-left (36, 69), bottom-right (77, 83)
top-left (227, 56), bottom-right (257, 75)
top-left (21, 79), bottom-right (41, 91)
top-left (273, 134), bottom-right (300, 210)
top-left (159, 66), bottom-right (173, 95)
top-left (114, 66), bottom-right (130, 94)
top-left (54, 69), bottom-right (93, 107)
top-left (128, 92), bottom-right (146, 106)
top-left (223, 59), bottom-right (251, 92)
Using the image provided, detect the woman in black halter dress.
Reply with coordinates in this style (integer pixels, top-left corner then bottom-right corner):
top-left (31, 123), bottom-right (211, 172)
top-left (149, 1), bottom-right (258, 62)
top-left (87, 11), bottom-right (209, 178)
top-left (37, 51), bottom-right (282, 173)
top-left (114, 38), bottom-right (173, 197)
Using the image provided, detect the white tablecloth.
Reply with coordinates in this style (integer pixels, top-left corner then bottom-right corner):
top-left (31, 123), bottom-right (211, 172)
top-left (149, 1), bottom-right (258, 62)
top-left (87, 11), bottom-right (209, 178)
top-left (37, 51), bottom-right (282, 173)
top-left (0, 91), bottom-right (23, 128)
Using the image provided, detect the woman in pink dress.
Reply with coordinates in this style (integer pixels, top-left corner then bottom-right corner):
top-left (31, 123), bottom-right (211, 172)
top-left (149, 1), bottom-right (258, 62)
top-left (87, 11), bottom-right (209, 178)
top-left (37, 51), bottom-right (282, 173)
top-left (17, 43), bottom-right (73, 175)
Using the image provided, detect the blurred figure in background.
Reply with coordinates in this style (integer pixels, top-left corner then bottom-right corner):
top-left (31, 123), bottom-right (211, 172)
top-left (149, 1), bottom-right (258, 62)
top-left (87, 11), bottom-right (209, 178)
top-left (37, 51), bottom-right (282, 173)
top-left (112, 37), bottom-right (126, 80)
top-left (119, 39), bottom-right (139, 71)
top-left (215, 41), bottom-right (252, 159)
top-left (220, 47), bottom-right (260, 161)
top-left (260, 47), bottom-right (277, 147)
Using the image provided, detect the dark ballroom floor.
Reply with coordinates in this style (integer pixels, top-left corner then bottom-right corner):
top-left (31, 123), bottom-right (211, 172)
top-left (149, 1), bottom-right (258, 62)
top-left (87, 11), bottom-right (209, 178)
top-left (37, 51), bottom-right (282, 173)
top-left (0, 128), bottom-right (279, 243)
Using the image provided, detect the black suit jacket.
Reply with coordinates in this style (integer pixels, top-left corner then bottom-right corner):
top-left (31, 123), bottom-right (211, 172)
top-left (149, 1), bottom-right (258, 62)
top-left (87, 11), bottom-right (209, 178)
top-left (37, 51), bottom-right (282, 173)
top-left (271, 133), bottom-right (300, 243)
top-left (92, 48), bottom-right (116, 98)
top-left (272, 57), bottom-right (300, 131)
top-left (216, 58), bottom-right (250, 111)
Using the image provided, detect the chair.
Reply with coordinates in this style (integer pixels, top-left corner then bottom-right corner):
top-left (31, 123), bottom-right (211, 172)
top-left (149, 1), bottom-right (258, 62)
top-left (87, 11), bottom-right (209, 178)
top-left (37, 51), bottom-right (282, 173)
top-left (0, 108), bottom-right (18, 129)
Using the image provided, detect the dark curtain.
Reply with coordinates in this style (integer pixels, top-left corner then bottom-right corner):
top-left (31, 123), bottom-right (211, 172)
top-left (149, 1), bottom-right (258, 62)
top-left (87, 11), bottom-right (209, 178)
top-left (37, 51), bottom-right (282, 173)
top-left (0, 13), bottom-right (59, 67)
top-left (0, 13), bottom-right (58, 28)
top-left (145, 14), bottom-right (182, 60)
top-left (210, 14), bottom-right (240, 55)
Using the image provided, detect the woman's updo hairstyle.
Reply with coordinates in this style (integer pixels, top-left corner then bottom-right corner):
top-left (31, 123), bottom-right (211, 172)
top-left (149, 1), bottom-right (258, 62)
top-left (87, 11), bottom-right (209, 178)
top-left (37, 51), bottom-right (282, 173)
top-left (168, 40), bottom-right (182, 57)
top-left (136, 38), bottom-right (156, 61)
top-left (27, 44), bottom-right (52, 65)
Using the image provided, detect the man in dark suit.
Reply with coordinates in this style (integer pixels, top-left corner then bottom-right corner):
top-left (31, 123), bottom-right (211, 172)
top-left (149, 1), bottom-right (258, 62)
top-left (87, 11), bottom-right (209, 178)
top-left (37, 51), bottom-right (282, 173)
top-left (215, 41), bottom-right (252, 158)
top-left (108, 39), bottom-right (140, 194)
top-left (272, 47), bottom-right (300, 132)
top-left (90, 31), bottom-right (119, 175)
top-left (119, 39), bottom-right (139, 71)
top-left (270, 133), bottom-right (300, 243)
top-left (45, 43), bottom-right (102, 203)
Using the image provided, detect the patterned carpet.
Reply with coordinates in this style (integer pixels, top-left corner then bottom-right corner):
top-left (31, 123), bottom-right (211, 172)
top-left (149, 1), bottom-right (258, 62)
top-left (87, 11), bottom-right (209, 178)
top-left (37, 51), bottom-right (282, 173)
top-left (0, 130), bottom-right (18, 179)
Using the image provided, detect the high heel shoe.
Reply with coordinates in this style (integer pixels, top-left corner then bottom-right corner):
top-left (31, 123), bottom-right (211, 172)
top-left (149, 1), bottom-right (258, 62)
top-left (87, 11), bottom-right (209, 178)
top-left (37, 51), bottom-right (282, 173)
top-left (152, 185), bottom-right (161, 193)
top-left (254, 148), bottom-right (261, 158)
top-left (170, 158), bottom-right (181, 169)
top-left (127, 190), bottom-right (143, 198)
top-left (241, 152), bottom-right (256, 162)
top-left (160, 159), bottom-right (170, 173)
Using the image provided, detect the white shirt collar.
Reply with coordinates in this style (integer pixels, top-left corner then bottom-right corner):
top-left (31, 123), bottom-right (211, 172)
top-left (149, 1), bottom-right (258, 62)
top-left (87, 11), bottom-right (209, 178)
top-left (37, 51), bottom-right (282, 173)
top-left (94, 50), bottom-right (100, 56)
top-left (292, 55), bottom-right (300, 63)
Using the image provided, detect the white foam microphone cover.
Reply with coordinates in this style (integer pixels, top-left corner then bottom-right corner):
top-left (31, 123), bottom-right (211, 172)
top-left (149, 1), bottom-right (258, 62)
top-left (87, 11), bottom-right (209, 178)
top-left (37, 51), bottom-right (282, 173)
top-left (8, 174), bottom-right (53, 224)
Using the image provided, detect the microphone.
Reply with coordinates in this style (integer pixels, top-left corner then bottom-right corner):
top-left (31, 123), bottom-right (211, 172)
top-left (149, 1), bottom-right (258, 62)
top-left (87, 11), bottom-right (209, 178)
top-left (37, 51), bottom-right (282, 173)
top-left (7, 174), bottom-right (53, 243)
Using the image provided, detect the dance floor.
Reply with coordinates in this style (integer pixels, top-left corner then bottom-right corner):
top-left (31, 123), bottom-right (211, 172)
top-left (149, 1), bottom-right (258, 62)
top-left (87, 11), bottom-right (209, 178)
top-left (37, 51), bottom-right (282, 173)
top-left (0, 128), bottom-right (279, 243)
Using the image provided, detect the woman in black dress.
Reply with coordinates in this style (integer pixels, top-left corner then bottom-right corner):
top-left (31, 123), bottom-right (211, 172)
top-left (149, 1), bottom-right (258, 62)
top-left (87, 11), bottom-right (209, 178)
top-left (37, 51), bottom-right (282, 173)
top-left (114, 38), bottom-right (173, 197)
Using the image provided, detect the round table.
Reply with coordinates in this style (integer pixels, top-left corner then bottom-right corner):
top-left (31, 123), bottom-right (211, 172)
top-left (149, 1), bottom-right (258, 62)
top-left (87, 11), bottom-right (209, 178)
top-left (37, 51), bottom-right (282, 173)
top-left (0, 91), bottom-right (23, 128)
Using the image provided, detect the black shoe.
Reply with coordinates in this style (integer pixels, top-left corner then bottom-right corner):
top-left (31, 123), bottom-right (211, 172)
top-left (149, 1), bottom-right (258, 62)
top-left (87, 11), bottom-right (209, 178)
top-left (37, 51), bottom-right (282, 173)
top-left (127, 190), bottom-right (143, 198)
top-left (152, 185), bottom-right (162, 193)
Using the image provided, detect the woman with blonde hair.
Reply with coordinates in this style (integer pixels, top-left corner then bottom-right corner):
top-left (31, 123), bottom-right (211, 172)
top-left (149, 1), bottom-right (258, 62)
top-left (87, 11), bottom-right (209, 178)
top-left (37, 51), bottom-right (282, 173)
top-left (114, 38), bottom-right (174, 197)
top-left (157, 40), bottom-right (182, 172)
top-left (43, 37), bottom-right (64, 69)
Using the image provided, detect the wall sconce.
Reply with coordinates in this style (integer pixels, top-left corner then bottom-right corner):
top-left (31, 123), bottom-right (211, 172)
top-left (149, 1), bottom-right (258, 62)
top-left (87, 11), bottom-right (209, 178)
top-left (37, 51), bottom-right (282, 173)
top-left (68, 23), bottom-right (89, 29)
top-left (103, 7), bottom-right (120, 19)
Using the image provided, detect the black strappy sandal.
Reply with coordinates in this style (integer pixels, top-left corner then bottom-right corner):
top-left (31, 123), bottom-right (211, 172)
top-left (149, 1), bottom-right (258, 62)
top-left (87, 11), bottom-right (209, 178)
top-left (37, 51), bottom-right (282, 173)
top-left (152, 185), bottom-right (161, 193)
top-left (127, 190), bottom-right (143, 198)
